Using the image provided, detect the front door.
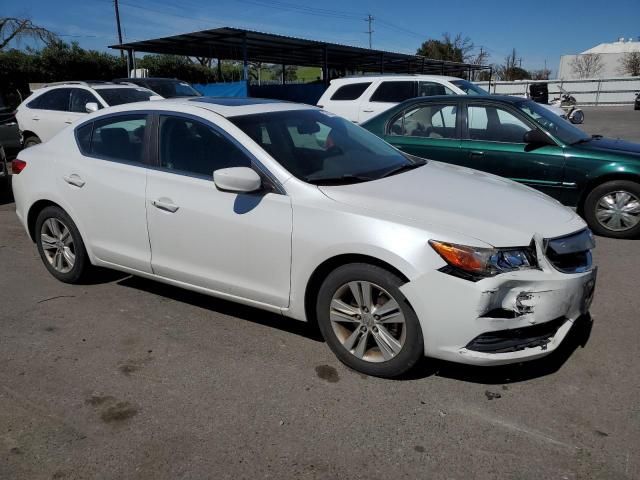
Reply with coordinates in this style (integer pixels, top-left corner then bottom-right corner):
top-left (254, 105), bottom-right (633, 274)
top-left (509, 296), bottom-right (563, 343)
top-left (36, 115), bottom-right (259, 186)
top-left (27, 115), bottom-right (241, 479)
top-left (382, 102), bottom-right (462, 162)
top-left (145, 114), bottom-right (293, 308)
top-left (460, 102), bottom-right (566, 199)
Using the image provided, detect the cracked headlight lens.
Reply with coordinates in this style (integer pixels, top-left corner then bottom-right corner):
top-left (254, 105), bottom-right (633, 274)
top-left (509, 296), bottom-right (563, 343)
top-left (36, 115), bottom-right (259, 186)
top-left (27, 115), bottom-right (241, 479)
top-left (429, 240), bottom-right (538, 279)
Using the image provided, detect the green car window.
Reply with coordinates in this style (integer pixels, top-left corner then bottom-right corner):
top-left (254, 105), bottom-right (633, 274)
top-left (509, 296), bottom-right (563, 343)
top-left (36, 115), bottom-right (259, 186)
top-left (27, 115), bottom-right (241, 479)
top-left (517, 100), bottom-right (589, 145)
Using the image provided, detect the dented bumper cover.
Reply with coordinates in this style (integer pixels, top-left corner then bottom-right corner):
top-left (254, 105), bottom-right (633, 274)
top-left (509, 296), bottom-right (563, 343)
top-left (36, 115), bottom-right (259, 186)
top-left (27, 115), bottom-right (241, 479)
top-left (400, 263), bottom-right (596, 366)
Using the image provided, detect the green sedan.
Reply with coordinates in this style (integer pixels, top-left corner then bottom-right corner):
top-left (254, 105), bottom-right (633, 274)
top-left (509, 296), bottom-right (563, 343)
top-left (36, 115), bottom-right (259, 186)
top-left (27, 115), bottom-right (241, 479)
top-left (361, 95), bottom-right (640, 239)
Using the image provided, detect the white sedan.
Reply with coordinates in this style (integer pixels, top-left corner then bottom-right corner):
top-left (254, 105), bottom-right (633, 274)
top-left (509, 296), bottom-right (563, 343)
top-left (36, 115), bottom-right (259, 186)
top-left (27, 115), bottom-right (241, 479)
top-left (11, 98), bottom-right (597, 377)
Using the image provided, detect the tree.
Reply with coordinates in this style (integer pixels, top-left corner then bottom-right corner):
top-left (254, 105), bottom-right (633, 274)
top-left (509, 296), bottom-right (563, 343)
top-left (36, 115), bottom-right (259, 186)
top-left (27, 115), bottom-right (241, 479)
top-left (495, 49), bottom-right (530, 80)
top-left (417, 33), bottom-right (488, 64)
top-left (618, 51), bottom-right (640, 76)
top-left (530, 68), bottom-right (552, 80)
top-left (0, 17), bottom-right (57, 50)
top-left (570, 53), bottom-right (604, 79)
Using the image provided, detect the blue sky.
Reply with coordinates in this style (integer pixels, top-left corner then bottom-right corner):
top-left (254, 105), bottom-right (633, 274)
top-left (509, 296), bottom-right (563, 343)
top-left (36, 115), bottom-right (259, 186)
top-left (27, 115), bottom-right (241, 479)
top-left (4, 0), bottom-right (639, 74)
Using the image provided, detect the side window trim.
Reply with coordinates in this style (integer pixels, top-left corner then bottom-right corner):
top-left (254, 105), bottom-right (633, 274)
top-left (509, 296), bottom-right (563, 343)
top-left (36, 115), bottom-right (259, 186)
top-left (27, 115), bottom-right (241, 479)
top-left (73, 111), bottom-right (152, 167)
top-left (150, 111), bottom-right (286, 195)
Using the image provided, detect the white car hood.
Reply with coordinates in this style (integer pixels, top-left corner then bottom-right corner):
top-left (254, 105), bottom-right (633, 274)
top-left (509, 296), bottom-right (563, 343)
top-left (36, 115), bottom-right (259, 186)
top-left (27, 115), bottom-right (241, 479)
top-left (318, 161), bottom-right (586, 247)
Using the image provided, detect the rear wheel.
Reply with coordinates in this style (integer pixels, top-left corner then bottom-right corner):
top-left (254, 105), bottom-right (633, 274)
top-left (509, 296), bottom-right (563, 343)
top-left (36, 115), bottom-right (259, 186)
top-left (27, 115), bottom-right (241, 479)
top-left (23, 135), bottom-right (41, 148)
top-left (35, 206), bottom-right (90, 283)
top-left (584, 180), bottom-right (640, 239)
top-left (316, 263), bottom-right (423, 378)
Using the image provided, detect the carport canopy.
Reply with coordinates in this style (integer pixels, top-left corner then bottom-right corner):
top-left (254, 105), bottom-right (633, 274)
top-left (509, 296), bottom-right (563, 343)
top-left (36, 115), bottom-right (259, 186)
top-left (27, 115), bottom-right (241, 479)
top-left (110, 27), bottom-right (491, 82)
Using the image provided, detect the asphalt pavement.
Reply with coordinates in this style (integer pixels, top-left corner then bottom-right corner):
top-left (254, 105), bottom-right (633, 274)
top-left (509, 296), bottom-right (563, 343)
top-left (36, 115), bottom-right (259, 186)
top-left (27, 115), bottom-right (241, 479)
top-left (1, 107), bottom-right (639, 480)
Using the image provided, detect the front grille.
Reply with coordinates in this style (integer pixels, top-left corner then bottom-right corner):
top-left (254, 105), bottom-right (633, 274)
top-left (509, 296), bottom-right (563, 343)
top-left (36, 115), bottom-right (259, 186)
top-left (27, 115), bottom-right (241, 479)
top-left (545, 229), bottom-right (595, 273)
top-left (466, 317), bottom-right (566, 353)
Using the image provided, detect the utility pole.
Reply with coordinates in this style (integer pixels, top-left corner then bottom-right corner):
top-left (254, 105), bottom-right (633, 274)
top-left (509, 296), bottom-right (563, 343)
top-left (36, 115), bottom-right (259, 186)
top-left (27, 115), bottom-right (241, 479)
top-left (364, 14), bottom-right (374, 49)
top-left (114, 0), bottom-right (132, 75)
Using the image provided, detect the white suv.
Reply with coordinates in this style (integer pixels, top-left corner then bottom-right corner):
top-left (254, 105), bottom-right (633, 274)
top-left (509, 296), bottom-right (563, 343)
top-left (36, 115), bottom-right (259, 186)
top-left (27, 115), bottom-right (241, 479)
top-left (317, 75), bottom-right (567, 124)
top-left (317, 75), bottom-right (486, 123)
top-left (16, 81), bottom-right (161, 147)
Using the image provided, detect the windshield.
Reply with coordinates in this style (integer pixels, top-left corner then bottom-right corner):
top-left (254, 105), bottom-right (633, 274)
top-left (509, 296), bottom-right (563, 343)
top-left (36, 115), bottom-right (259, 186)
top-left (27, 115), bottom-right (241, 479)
top-left (145, 80), bottom-right (201, 98)
top-left (98, 88), bottom-right (155, 106)
top-left (516, 100), bottom-right (590, 145)
top-left (231, 109), bottom-right (419, 184)
top-left (451, 79), bottom-right (488, 95)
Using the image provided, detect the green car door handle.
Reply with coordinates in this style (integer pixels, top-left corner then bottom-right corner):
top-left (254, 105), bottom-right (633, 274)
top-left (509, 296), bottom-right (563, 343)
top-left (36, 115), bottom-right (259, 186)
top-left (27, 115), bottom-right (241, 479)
top-left (470, 151), bottom-right (484, 157)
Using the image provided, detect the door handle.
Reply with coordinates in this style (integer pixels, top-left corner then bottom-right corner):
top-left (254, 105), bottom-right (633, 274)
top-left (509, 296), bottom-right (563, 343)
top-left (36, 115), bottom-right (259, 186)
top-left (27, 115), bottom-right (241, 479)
top-left (32, 117), bottom-right (40, 121)
top-left (362, 109), bottom-right (375, 113)
top-left (64, 120), bottom-right (73, 124)
top-left (63, 174), bottom-right (85, 188)
top-left (152, 199), bottom-right (179, 213)
top-left (469, 150), bottom-right (484, 157)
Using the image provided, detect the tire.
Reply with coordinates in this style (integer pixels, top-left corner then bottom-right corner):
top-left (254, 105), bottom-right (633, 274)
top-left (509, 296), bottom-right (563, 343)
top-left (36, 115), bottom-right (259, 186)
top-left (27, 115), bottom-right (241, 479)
top-left (569, 109), bottom-right (584, 124)
top-left (584, 180), bottom-right (640, 239)
top-left (23, 135), bottom-right (41, 148)
top-left (316, 263), bottom-right (423, 378)
top-left (35, 206), bottom-right (90, 283)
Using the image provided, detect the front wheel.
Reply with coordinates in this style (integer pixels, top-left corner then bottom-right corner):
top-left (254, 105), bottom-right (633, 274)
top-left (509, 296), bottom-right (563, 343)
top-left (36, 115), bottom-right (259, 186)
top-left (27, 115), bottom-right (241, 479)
top-left (584, 180), bottom-right (640, 238)
top-left (35, 206), bottom-right (90, 283)
top-left (316, 263), bottom-right (424, 378)
top-left (569, 109), bottom-right (584, 124)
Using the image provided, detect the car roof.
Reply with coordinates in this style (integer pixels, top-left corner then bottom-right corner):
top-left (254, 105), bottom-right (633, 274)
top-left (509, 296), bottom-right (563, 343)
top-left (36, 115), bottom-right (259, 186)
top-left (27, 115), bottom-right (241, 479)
top-left (330, 74), bottom-right (462, 84)
top-left (397, 94), bottom-right (525, 105)
top-left (114, 78), bottom-right (187, 82)
top-left (99, 96), bottom-right (318, 118)
top-left (38, 81), bottom-right (151, 91)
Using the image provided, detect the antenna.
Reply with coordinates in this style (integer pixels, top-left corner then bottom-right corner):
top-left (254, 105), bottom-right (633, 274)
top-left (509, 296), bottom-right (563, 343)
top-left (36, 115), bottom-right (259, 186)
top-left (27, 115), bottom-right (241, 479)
top-left (364, 14), bottom-right (374, 49)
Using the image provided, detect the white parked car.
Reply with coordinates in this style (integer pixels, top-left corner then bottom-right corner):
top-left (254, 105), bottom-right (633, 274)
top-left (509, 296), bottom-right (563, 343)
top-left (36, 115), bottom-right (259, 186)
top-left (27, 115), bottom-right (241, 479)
top-left (318, 74), bottom-right (567, 123)
top-left (16, 81), bottom-right (161, 147)
top-left (12, 98), bottom-right (597, 377)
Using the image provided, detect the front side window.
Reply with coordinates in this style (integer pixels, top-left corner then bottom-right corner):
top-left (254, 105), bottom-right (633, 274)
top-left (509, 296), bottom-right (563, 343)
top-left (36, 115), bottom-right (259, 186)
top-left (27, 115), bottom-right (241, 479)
top-left (330, 82), bottom-right (372, 101)
top-left (517, 100), bottom-right (589, 145)
top-left (467, 105), bottom-right (531, 143)
top-left (370, 81), bottom-right (416, 103)
top-left (231, 109), bottom-right (420, 184)
top-left (90, 114), bottom-right (147, 163)
top-left (389, 104), bottom-right (458, 138)
top-left (28, 88), bottom-right (72, 111)
top-left (417, 82), bottom-right (454, 97)
top-left (159, 115), bottom-right (251, 177)
top-left (97, 88), bottom-right (155, 106)
top-left (70, 89), bottom-right (101, 113)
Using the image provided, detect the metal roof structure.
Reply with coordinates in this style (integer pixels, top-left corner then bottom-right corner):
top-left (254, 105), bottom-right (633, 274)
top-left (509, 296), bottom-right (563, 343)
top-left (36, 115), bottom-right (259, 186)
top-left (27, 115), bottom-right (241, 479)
top-left (110, 27), bottom-right (491, 83)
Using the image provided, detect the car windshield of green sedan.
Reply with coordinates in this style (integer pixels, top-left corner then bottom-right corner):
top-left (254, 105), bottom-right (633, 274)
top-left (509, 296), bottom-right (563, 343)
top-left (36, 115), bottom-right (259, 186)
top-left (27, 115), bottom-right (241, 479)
top-left (517, 100), bottom-right (590, 145)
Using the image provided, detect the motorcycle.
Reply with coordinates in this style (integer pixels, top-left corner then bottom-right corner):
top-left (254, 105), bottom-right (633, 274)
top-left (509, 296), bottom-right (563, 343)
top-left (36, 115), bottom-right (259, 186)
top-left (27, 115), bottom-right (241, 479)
top-left (528, 83), bottom-right (584, 124)
top-left (634, 91), bottom-right (639, 111)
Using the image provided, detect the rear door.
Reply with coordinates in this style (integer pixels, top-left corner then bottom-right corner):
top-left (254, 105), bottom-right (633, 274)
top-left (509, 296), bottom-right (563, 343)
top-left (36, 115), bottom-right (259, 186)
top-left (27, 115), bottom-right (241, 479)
top-left (381, 100), bottom-right (463, 162)
top-left (460, 100), bottom-right (566, 198)
top-left (358, 81), bottom-right (416, 123)
top-left (26, 88), bottom-right (73, 142)
top-left (62, 113), bottom-right (152, 272)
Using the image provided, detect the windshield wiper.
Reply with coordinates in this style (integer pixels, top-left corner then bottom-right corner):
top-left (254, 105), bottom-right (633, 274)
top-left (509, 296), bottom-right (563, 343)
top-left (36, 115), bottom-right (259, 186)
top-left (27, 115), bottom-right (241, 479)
top-left (305, 173), bottom-right (374, 185)
top-left (379, 159), bottom-right (427, 179)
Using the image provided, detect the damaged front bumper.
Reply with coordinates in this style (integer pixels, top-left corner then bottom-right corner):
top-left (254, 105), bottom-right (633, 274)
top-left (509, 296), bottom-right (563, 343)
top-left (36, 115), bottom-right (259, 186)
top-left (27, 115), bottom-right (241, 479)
top-left (399, 263), bottom-right (596, 366)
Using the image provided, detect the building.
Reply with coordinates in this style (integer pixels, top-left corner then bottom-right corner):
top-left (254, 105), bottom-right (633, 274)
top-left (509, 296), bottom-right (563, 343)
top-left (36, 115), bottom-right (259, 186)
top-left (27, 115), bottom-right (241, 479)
top-left (558, 37), bottom-right (640, 79)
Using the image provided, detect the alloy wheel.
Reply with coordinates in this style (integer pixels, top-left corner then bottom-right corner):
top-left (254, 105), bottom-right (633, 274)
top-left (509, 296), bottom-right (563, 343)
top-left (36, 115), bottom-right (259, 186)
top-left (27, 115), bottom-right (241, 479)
top-left (595, 190), bottom-right (640, 232)
top-left (329, 281), bottom-right (406, 363)
top-left (40, 218), bottom-right (75, 273)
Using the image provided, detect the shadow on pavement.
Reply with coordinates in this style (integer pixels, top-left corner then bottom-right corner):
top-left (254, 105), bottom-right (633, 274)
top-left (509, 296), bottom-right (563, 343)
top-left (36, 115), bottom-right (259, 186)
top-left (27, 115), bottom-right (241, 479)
top-left (402, 314), bottom-right (593, 384)
top-left (0, 180), bottom-right (14, 206)
top-left (117, 275), bottom-right (324, 343)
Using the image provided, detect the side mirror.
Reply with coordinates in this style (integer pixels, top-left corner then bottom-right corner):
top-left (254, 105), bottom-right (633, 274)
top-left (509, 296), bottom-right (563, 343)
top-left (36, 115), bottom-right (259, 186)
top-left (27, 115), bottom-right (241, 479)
top-left (214, 167), bottom-right (262, 193)
top-left (85, 102), bottom-right (99, 113)
top-left (523, 129), bottom-right (554, 146)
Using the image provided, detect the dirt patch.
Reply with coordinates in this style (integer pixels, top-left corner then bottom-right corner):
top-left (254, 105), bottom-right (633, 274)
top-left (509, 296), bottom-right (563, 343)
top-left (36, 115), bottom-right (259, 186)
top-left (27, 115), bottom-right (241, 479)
top-left (315, 365), bottom-right (340, 383)
top-left (85, 395), bottom-right (115, 406)
top-left (100, 401), bottom-right (139, 423)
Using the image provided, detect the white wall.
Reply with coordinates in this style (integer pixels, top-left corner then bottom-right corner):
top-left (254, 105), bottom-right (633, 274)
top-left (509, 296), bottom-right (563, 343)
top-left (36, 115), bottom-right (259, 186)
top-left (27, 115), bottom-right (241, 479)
top-left (558, 53), bottom-right (631, 80)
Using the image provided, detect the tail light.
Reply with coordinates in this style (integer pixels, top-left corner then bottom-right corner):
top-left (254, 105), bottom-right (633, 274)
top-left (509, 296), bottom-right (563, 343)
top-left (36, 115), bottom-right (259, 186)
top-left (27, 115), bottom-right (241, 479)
top-left (12, 159), bottom-right (27, 174)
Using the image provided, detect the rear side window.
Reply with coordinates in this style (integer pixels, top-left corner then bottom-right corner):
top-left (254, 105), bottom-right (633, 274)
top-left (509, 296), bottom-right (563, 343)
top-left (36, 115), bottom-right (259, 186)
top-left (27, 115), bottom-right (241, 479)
top-left (330, 82), bottom-right (371, 101)
top-left (76, 123), bottom-right (93, 154)
top-left (370, 81), bottom-right (416, 103)
top-left (27, 88), bottom-right (72, 111)
top-left (89, 114), bottom-right (147, 163)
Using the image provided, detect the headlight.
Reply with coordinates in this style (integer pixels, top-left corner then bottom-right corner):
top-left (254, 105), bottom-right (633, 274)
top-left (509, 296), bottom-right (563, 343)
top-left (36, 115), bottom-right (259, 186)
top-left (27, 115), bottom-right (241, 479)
top-left (429, 240), bottom-right (538, 280)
